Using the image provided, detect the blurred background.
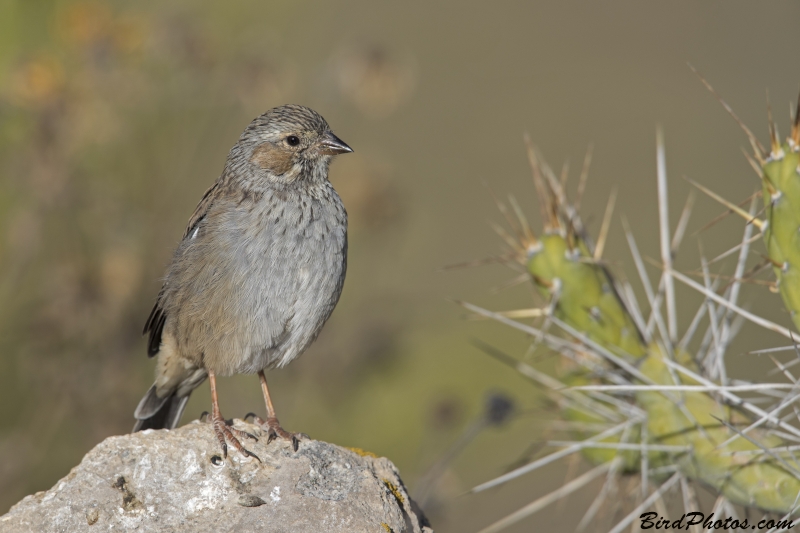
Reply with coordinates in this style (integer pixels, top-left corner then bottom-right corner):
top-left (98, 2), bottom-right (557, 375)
top-left (1, 1), bottom-right (800, 531)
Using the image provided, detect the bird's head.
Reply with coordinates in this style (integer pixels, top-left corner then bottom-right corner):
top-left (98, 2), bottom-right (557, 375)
top-left (231, 104), bottom-right (352, 186)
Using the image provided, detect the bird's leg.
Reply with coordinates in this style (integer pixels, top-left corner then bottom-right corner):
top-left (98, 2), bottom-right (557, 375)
top-left (208, 372), bottom-right (260, 461)
top-left (250, 370), bottom-right (302, 451)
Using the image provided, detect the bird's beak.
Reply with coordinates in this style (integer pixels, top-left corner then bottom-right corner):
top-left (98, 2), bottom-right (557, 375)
top-left (318, 132), bottom-right (353, 155)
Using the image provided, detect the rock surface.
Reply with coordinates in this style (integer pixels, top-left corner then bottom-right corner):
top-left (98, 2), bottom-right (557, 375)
top-left (0, 420), bottom-right (432, 533)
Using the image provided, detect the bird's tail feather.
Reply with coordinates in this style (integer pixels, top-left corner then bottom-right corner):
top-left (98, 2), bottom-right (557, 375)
top-left (133, 384), bottom-right (190, 431)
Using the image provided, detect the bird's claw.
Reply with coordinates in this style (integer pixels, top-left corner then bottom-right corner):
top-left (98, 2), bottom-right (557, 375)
top-left (251, 415), bottom-right (302, 451)
top-left (231, 428), bottom-right (259, 442)
top-left (242, 448), bottom-right (262, 462)
top-left (208, 411), bottom-right (261, 462)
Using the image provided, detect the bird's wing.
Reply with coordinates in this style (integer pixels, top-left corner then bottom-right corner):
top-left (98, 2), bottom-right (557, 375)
top-left (181, 181), bottom-right (220, 240)
top-left (143, 181), bottom-right (220, 357)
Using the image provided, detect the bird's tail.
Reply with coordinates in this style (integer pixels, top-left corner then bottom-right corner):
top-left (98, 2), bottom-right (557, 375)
top-left (133, 384), bottom-right (191, 432)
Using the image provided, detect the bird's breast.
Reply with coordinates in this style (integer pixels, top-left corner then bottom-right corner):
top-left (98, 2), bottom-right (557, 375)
top-left (260, 192), bottom-right (344, 367)
top-left (174, 184), bottom-right (347, 375)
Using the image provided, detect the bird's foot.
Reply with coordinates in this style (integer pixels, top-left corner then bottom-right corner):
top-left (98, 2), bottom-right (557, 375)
top-left (246, 413), bottom-right (304, 452)
top-left (209, 412), bottom-right (260, 461)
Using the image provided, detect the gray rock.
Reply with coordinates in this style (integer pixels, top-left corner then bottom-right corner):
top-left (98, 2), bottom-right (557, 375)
top-left (0, 420), bottom-right (432, 533)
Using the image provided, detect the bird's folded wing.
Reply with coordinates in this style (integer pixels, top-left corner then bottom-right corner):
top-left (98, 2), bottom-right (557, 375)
top-left (142, 181), bottom-right (221, 357)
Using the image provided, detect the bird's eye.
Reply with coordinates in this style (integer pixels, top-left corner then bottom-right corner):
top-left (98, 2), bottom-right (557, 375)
top-left (286, 135), bottom-right (300, 146)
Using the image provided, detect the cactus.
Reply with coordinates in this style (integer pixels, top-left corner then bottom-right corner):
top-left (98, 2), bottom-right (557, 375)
top-left (690, 74), bottom-right (800, 333)
top-left (465, 131), bottom-right (800, 532)
top-left (757, 99), bottom-right (800, 330)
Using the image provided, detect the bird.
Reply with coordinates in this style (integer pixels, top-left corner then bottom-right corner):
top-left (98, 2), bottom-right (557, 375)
top-left (132, 104), bottom-right (352, 459)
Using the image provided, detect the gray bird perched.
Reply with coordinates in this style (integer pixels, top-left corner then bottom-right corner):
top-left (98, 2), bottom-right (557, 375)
top-left (133, 104), bottom-right (352, 459)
